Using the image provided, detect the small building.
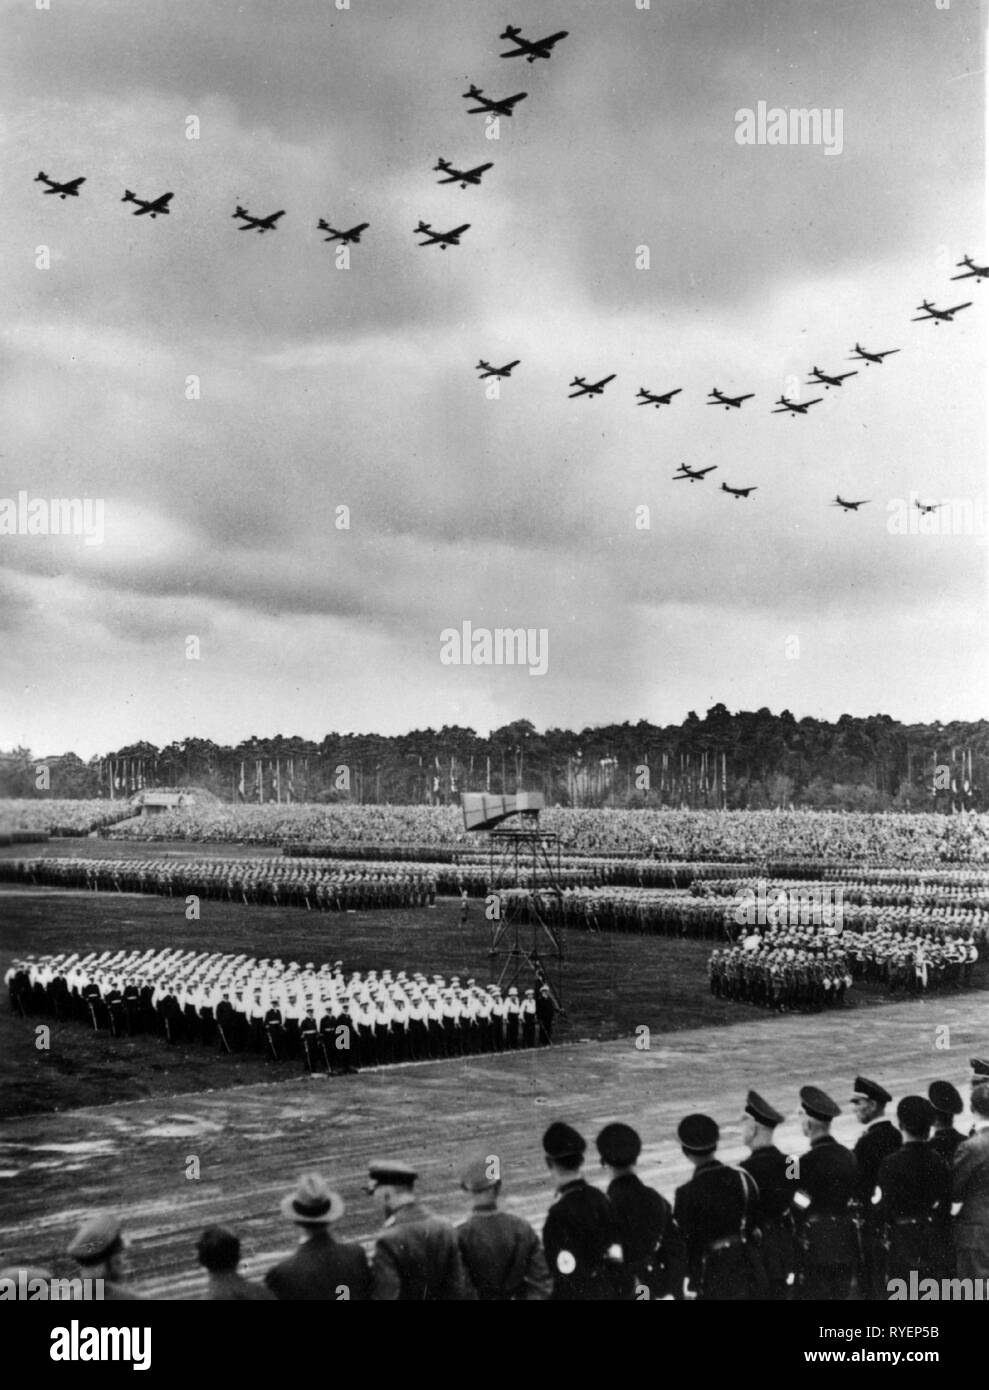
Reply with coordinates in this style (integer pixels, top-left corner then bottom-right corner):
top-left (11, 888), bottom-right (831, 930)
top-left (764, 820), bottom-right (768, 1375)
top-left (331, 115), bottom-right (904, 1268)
top-left (132, 791), bottom-right (190, 816)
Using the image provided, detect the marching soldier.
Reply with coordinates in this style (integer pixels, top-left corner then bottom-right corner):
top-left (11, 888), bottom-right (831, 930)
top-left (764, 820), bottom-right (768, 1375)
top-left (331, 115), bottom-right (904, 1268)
top-left (876, 1096), bottom-right (951, 1288)
top-left (849, 1075), bottom-right (901, 1298)
top-left (739, 1090), bottom-right (797, 1299)
top-left (793, 1086), bottom-right (859, 1301)
top-left (596, 1122), bottom-right (685, 1299)
top-left (541, 1122), bottom-right (629, 1301)
top-left (673, 1113), bottom-right (763, 1300)
top-left (456, 1156), bottom-right (552, 1300)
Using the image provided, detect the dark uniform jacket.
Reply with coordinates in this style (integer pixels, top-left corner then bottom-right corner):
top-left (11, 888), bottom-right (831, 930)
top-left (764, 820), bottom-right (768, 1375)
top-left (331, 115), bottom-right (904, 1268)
top-left (607, 1171), bottom-right (686, 1299)
top-left (854, 1119), bottom-right (902, 1209)
top-left (457, 1209), bottom-right (552, 1300)
top-left (371, 1201), bottom-right (471, 1301)
top-left (741, 1144), bottom-right (797, 1287)
top-left (952, 1128), bottom-right (989, 1276)
top-left (929, 1127), bottom-right (965, 1163)
top-left (265, 1231), bottom-right (371, 1301)
top-left (795, 1134), bottom-right (859, 1270)
top-left (543, 1178), bottom-right (627, 1301)
top-left (673, 1159), bottom-right (761, 1300)
top-left (877, 1142), bottom-right (951, 1283)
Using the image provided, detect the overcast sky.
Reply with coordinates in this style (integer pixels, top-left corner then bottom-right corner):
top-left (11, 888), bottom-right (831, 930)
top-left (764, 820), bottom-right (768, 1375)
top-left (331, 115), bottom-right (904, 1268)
top-left (1, 0), bottom-right (985, 758)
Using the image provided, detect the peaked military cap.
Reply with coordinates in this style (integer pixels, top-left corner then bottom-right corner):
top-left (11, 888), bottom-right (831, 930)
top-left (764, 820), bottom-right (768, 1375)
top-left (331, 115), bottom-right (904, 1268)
top-left (745, 1090), bottom-right (784, 1128)
top-left (928, 1080), bottom-right (963, 1117)
top-left (677, 1113), bottom-right (719, 1153)
top-left (67, 1213), bottom-right (124, 1266)
top-left (800, 1085), bottom-right (840, 1121)
top-left (595, 1122), bottom-right (641, 1167)
top-left (850, 1076), bottom-right (892, 1106)
top-left (542, 1122), bottom-right (586, 1160)
top-left (366, 1160), bottom-right (417, 1189)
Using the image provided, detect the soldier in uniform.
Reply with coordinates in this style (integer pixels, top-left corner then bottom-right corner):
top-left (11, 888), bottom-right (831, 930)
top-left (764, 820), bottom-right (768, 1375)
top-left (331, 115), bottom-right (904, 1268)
top-left (66, 1213), bottom-right (144, 1300)
top-left (366, 1160), bottom-right (471, 1300)
top-left (849, 1075), bottom-right (902, 1298)
top-left (673, 1113), bottom-right (762, 1300)
top-left (928, 1080), bottom-right (966, 1162)
top-left (536, 985), bottom-right (557, 1045)
top-left (876, 1096), bottom-right (951, 1288)
top-left (541, 1122), bottom-right (628, 1300)
top-left (456, 1155), bottom-right (552, 1300)
top-left (520, 988), bottom-right (538, 1048)
top-left (793, 1086), bottom-right (859, 1301)
top-left (739, 1090), bottom-right (796, 1299)
top-left (596, 1122), bottom-right (685, 1299)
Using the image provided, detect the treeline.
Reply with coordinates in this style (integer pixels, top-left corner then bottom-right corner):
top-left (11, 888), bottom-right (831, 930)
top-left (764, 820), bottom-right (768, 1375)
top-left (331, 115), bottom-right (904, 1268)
top-left (2, 707), bottom-right (986, 811)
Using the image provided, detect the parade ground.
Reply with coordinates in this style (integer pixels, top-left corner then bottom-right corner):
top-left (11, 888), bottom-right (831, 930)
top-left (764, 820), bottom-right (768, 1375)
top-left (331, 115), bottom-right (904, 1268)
top-left (1, 864), bottom-right (985, 1299)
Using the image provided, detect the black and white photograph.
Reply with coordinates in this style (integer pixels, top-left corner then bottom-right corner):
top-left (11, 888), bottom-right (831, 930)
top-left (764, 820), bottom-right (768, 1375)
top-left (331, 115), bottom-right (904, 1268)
top-left (1, 0), bottom-right (987, 1350)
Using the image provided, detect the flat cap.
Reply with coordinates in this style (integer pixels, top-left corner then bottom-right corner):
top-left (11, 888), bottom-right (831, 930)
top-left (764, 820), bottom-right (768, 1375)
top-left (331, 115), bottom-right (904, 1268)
top-left (745, 1090), bottom-right (784, 1129)
top-left (67, 1214), bottom-right (123, 1266)
top-left (677, 1113), bottom-right (719, 1153)
top-left (596, 1122), bottom-right (641, 1167)
top-left (850, 1076), bottom-right (892, 1106)
top-left (928, 1080), bottom-right (963, 1117)
top-left (542, 1122), bottom-right (586, 1160)
top-left (897, 1095), bottom-right (935, 1133)
top-left (800, 1085), bottom-right (841, 1122)
top-left (460, 1155), bottom-right (501, 1193)
top-left (366, 1160), bottom-right (417, 1188)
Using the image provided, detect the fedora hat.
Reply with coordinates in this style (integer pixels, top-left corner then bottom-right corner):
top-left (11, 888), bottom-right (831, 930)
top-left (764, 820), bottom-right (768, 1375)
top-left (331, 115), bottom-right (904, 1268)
top-left (279, 1173), bottom-right (344, 1226)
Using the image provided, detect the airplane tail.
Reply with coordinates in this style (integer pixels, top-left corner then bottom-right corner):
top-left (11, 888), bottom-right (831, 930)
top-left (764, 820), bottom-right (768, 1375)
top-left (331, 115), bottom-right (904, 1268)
top-left (233, 205), bottom-right (247, 218)
top-left (35, 172), bottom-right (46, 181)
top-left (434, 159), bottom-right (450, 170)
top-left (415, 221), bottom-right (430, 233)
top-left (464, 85), bottom-right (481, 97)
top-left (501, 25), bottom-right (520, 38)
top-left (122, 190), bottom-right (135, 202)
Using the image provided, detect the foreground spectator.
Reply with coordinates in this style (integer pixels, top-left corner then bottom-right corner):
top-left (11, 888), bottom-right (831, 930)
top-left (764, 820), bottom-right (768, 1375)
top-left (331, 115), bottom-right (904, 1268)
top-left (265, 1174), bottom-right (369, 1300)
top-left (196, 1226), bottom-right (275, 1301)
top-left (673, 1114), bottom-right (762, 1300)
top-left (366, 1160), bottom-right (471, 1300)
top-left (541, 1122), bottom-right (629, 1300)
top-left (66, 1214), bottom-right (143, 1300)
top-left (952, 1083), bottom-right (989, 1280)
top-left (456, 1156), bottom-right (551, 1300)
top-left (596, 1122), bottom-right (685, 1299)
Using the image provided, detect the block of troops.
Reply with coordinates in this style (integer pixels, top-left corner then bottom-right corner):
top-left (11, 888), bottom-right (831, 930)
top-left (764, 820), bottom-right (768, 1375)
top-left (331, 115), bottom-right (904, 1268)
top-left (708, 944), bottom-right (852, 1012)
top-left (5, 949), bottom-right (554, 1068)
top-left (500, 886), bottom-right (729, 938)
top-left (0, 855), bottom-right (436, 911)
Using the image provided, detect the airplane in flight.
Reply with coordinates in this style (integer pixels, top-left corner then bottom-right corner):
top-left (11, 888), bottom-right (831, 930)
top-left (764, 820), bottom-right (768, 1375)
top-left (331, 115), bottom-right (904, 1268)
top-left (807, 366), bottom-right (858, 389)
top-left (35, 172), bottom-right (85, 198)
top-left (912, 299), bottom-right (972, 325)
top-left (707, 388), bottom-right (754, 410)
top-left (434, 158), bottom-right (493, 188)
top-left (476, 359), bottom-right (520, 379)
top-left (569, 374), bottom-right (616, 398)
top-left (915, 500), bottom-right (945, 515)
top-left (499, 26), bottom-right (569, 62)
top-left (772, 395), bottom-right (823, 416)
top-left (673, 463), bottom-right (717, 482)
top-left (721, 481), bottom-right (757, 499)
top-left (636, 387), bottom-right (682, 408)
top-left (832, 496), bottom-right (871, 511)
top-left (233, 206), bottom-right (285, 233)
top-left (849, 343), bottom-right (900, 365)
top-left (950, 255), bottom-right (988, 284)
top-left (462, 85), bottom-right (528, 117)
top-left (122, 189), bottom-right (173, 218)
top-left (415, 221), bottom-right (470, 249)
top-left (317, 219), bottom-right (369, 244)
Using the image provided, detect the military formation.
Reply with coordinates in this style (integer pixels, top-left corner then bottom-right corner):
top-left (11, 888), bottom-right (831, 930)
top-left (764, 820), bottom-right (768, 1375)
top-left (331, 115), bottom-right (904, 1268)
top-left (0, 855), bottom-right (436, 911)
top-left (709, 943), bottom-right (852, 1011)
top-left (5, 949), bottom-right (557, 1067)
top-left (8, 1070), bottom-right (988, 1301)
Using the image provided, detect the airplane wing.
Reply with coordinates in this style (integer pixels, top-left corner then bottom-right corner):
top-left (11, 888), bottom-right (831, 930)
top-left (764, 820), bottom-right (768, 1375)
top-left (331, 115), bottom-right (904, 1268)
top-left (600, 374), bottom-right (616, 386)
top-left (61, 178), bottom-right (85, 192)
top-left (950, 270), bottom-right (975, 279)
top-left (947, 302), bottom-right (973, 314)
top-left (672, 473), bottom-right (691, 480)
top-left (805, 398), bottom-right (823, 407)
top-left (467, 163), bottom-right (493, 176)
top-left (436, 172), bottom-right (460, 183)
top-left (449, 224), bottom-right (471, 236)
top-left (698, 466), bottom-right (717, 475)
top-left (771, 406), bottom-right (792, 414)
top-left (911, 312), bottom-right (936, 321)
